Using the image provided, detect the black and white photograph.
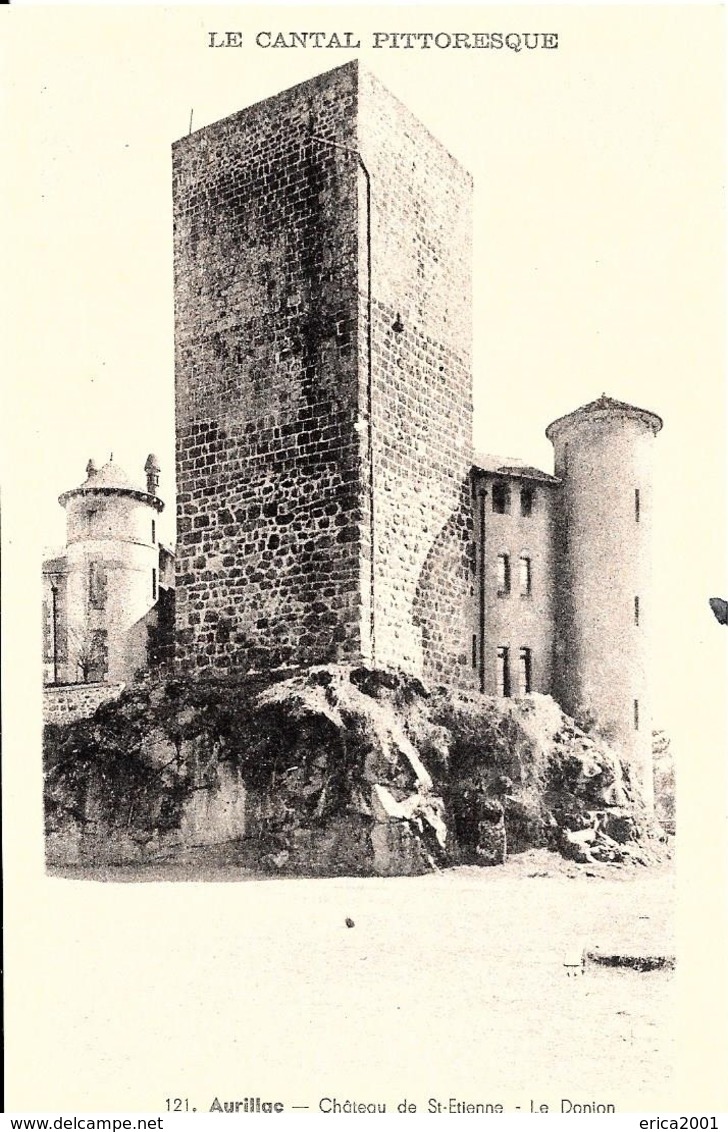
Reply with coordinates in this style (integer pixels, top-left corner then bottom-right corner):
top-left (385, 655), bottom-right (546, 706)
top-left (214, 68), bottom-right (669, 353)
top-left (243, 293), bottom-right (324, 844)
top-left (2, 4), bottom-right (726, 1116)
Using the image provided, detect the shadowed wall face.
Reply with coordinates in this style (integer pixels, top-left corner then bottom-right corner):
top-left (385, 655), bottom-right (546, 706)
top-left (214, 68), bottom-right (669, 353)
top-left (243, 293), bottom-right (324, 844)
top-left (173, 62), bottom-right (474, 681)
top-left (358, 69), bottom-right (474, 683)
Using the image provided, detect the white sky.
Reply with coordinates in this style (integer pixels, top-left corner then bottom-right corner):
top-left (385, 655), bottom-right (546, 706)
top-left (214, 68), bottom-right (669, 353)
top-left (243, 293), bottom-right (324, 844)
top-left (2, 5), bottom-right (726, 752)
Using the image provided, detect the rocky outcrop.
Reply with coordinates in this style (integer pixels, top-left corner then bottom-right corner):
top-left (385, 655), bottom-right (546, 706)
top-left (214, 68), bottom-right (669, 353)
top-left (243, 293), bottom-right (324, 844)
top-left (43, 665), bottom-right (663, 874)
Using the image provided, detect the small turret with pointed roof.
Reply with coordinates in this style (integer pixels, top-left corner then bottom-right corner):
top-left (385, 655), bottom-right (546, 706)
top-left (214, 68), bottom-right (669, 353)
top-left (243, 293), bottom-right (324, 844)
top-left (144, 453), bottom-right (161, 497)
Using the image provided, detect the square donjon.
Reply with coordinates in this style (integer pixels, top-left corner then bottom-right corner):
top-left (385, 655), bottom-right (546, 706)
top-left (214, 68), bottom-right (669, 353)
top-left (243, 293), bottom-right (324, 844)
top-left (173, 61), bottom-right (474, 680)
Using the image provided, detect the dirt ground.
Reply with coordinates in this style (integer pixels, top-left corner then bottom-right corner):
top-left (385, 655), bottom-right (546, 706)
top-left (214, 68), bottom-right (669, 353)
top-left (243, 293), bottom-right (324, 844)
top-left (38, 848), bottom-right (675, 1112)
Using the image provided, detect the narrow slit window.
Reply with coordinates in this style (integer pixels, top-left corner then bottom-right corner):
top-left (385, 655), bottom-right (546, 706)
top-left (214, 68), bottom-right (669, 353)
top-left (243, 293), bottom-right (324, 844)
top-left (520, 487), bottom-right (534, 516)
top-left (634, 698), bottom-right (639, 731)
top-left (635, 488), bottom-right (641, 522)
top-left (497, 647), bottom-right (511, 697)
top-left (518, 647), bottom-right (532, 695)
top-left (88, 562), bottom-right (107, 610)
top-left (43, 599), bottom-right (53, 662)
top-left (152, 519), bottom-right (156, 544)
top-left (497, 553), bottom-right (511, 595)
top-left (88, 629), bottom-right (108, 683)
top-left (152, 568), bottom-right (157, 600)
top-left (519, 555), bottom-right (532, 596)
top-left (634, 595), bottom-right (640, 625)
top-left (492, 481), bottom-right (510, 514)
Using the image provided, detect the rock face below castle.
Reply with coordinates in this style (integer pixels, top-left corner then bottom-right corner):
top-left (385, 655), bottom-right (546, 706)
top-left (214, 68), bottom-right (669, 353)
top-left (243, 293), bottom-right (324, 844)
top-left (43, 666), bottom-right (662, 875)
top-left (173, 60), bottom-right (473, 685)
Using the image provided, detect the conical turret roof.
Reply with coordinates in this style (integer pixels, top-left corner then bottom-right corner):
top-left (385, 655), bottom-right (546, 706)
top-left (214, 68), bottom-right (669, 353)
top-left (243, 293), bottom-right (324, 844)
top-left (546, 394), bottom-right (663, 440)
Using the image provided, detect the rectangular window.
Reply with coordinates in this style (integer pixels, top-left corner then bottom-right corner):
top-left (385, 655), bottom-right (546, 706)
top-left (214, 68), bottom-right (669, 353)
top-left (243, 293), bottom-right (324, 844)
top-left (55, 584), bottom-right (68, 662)
top-left (635, 488), bottom-right (641, 522)
top-left (634, 595), bottom-right (640, 625)
top-left (497, 647), bottom-right (511, 697)
top-left (634, 699), bottom-right (639, 731)
top-left (492, 481), bottom-right (510, 514)
top-left (88, 562), bottom-right (107, 610)
top-left (518, 647), bottom-right (532, 695)
top-left (520, 487), bottom-right (534, 516)
top-left (152, 519), bottom-right (156, 544)
top-left (152, 568), bottom-right (157, 600)
top-left (88, 629), bottom-right (108, 683)
top-left (497, 553), bottom-right (511, 595)
top-left (519, 555), bottom-right (532, 596)
top-left (42, 599), bottom-right (53, 662)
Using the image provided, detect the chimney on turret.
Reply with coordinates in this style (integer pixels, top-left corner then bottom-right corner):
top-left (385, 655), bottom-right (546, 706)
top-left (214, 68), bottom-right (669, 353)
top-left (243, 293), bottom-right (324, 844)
top-left (144, 453), bottom-right (161, 497)
top-left (86, 458), bottom-right (98, 480)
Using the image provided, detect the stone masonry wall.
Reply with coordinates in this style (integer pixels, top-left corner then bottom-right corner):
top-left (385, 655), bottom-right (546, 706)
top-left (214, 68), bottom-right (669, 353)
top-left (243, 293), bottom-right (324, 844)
top-left (357, 69), bottom-right (474, 684)
top-left (173, 65), bottom-right (364, 673)
top-left (43, 682), bottom-right (125, 726)
top-left (174, 62), bottom-right (474, 684)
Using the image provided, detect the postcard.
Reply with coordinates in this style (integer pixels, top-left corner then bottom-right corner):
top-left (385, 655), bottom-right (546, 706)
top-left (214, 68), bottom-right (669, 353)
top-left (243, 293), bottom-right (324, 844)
top-left (2, 4), bottom-right (726, 1115)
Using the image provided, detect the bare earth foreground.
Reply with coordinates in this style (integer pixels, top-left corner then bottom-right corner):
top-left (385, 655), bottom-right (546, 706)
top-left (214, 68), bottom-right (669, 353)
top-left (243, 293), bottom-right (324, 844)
top-left (48, 849), bottom-right (674, 1111)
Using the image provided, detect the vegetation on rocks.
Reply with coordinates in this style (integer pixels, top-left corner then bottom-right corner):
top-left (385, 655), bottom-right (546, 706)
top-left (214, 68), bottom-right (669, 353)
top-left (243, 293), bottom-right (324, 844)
top-left (44, 664), bottom-right (666, 873)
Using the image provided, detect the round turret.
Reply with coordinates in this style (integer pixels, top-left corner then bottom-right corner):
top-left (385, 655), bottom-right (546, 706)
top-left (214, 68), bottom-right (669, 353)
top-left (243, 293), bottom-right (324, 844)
top-left (546, 395), bottom-right (663, 808)
top-left (56, 457), bottom-right (164, 683)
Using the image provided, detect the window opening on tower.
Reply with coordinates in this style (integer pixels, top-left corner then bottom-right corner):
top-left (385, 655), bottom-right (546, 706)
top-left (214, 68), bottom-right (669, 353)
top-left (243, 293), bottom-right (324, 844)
top-left (518, 647), bottom-right (532, 694)
top-left (492, 481), bottom-right (510, 514)
top-left (519, 556), bottom-right (532, 597)
top-left (520, 486), bottom-right (534, 516)
top-left (497, 553), bottom-right (511, 595)
top-left (497, 646), bottom-right (511, 697)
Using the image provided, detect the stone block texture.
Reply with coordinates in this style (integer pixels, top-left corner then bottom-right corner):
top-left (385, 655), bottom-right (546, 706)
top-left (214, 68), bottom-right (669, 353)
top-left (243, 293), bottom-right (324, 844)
top-left (357, 68), bottom-right (474, 682)
top-left (173, 61), bottom-right (474, 681)
top-left (43, 682), bottom-right (125, 726)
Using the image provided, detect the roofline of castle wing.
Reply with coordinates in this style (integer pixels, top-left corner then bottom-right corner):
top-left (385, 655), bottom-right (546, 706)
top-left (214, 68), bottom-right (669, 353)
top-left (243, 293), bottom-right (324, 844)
top-left (471, 462), bottom-right (561, 485)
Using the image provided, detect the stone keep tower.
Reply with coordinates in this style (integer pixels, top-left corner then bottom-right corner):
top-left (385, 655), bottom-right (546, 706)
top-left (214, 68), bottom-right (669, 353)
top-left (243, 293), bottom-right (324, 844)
top-left (56, 458), bottom-right (165, 682)
top-left (546, 396), bottom-right (663, 807)
top-left (173, 62), bottom-right (473, 680)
